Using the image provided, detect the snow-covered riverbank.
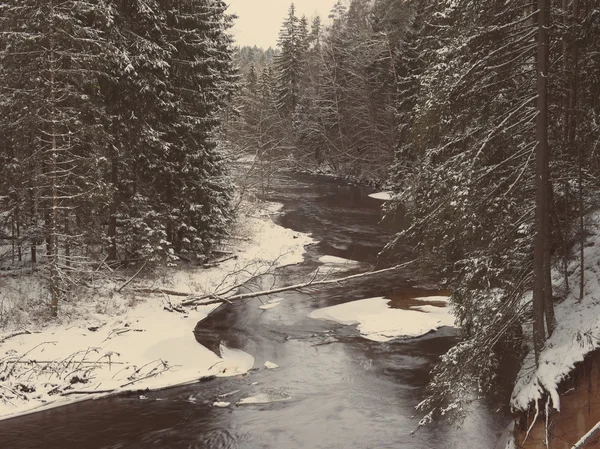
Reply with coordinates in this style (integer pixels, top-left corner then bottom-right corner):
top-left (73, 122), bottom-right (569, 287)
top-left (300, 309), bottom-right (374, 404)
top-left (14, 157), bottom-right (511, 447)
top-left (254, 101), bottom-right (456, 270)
top-left (0, 201), bottom-right (314, 421)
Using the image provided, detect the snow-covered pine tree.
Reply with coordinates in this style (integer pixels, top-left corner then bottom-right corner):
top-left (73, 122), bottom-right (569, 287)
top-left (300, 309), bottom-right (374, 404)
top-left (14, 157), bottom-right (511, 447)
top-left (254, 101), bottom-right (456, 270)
top-left (0, 0), bottom-right (115, 315)
top-left (382, 0), bottom-right (556, 423)
top-left (274, 3), bottom-right (307, 120)
top-left (102, 0), bottom-right (175, 263)
top-left (159, 0), bottom-right (236, 257)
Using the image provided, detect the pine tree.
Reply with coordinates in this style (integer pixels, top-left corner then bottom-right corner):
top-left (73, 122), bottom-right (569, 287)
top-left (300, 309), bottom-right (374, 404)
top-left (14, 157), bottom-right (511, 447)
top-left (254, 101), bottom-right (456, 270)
top-left (159, 0), bottom-right (236, 257)
top-left (274, 3), bottom-right (307, 118)
top-left (103, 0), bottom-right (174, 262)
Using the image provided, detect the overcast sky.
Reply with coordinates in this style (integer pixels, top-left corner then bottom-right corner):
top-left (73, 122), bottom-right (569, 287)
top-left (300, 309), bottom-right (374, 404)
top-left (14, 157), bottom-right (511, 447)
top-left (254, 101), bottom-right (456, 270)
top-left (226, 0), bottom-right (339, 49)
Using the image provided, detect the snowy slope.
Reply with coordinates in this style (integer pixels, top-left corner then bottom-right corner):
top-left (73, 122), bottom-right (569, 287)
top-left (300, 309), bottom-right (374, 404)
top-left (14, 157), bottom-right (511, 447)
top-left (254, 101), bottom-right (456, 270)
top-left (511, 212), bottom-right (600, 412)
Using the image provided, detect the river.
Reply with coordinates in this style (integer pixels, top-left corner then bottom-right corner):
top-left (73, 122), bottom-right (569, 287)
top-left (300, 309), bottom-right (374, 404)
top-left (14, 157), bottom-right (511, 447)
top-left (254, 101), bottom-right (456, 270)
top-left (0, 170), bottom-right (511, 449)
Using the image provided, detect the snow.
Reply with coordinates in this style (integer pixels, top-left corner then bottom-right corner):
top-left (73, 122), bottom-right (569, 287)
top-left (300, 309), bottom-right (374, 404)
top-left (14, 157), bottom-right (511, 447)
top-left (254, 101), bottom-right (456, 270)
top-left (236, 392), bottom-right (292, 405)
top-left (259, 302), bottom-right (280, 310)
top-left (0, 199), bottom-right (314, 420)
top-left (511, 211), bottom-right (600, 412)
top-left (309, 296), bottom-right (454, 341)
top-left (264, 361), bottom-right (279, 369)
top-left (504, 436), bottom-right (516, 449)
top-left (318, 255), bottom-right (359, 265)
top-left (368, 191), bottom-right (393, 201)
top-left (213, 401), bottom-right (230, 408)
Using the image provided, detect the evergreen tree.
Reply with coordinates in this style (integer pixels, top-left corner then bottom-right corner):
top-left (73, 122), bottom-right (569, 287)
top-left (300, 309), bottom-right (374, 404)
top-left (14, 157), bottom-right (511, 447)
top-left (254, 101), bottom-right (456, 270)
top-left (160, 0), bottom-right (236, 256)
top-left (103, 0), bottom-right (174, 262)
top-left (0, 0), bottom-right (115, 315)
top-left (274, 3), bottom-right (307, 118)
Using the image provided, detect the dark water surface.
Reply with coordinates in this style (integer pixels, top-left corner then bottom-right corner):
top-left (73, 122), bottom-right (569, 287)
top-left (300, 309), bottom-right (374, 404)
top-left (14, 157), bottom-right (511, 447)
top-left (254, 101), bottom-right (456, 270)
top-left (0, 171), bottom-right (511, 449)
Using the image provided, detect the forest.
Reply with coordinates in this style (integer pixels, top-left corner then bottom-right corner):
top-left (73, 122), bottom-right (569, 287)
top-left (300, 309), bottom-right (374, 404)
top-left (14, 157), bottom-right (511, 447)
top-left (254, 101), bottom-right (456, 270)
top-left (227, 0), bottom-right (600, 427)
top-left (1, 0), bottom-right (600, 446)
top-left (0, 1), bottom-right (237, 316)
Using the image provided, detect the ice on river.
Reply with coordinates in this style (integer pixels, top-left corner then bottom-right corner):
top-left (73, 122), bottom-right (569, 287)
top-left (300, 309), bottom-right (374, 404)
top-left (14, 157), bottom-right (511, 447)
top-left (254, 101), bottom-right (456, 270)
top-left (309, 296), bottom-right (454, 341)
top-left (219, 344), bottom-right (255, 374)
top-left (259, 302), bottom-right (280, 310)
top-left (213, 401), bottom-right (231, 408)
top-left (236, 391), bottom-right (292, 405)
top-left (318, 255), bottom-right (359, 266)
top-left (368, 191), bottom-right (393, 201)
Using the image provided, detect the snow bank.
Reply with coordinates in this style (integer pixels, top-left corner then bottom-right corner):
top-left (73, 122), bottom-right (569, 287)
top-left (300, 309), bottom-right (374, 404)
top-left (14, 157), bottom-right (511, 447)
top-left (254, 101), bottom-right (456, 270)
top-left (368, 191), bottom-right (393, 201)
top-left (0, 199), bottom-right (314, 420)
top-left (511, 211), bottom-right (600, 412)
top-left (309, 296), bottom-right (454, 341)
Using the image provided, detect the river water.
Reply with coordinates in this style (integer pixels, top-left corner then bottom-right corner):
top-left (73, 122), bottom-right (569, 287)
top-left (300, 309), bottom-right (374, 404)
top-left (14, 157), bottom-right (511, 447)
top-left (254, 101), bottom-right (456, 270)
top-left (0, 171), bottom-right (511, 449)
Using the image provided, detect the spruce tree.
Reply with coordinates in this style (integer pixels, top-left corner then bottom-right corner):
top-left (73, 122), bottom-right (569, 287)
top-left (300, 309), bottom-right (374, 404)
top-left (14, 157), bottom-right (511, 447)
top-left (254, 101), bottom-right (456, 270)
top-left (274, 4), bottom-right (306, 119)
top-left (160, 0), bottom-right (236, 257)
top-left (0, 0), bottom-right (115, 315)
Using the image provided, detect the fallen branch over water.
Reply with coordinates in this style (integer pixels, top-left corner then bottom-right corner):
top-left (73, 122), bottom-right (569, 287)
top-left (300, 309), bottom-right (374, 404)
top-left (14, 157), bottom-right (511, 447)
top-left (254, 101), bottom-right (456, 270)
top-left (571, 421), bottom-right (600, 449)
top-left (181, 259), bottom-right (417, 307)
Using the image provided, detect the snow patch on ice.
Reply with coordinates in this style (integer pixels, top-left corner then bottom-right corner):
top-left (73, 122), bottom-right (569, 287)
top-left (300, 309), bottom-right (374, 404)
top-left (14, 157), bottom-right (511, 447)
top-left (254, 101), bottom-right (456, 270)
top-left (236, 392), bottom-right (291, 405)
top-left (511, 211), bottom-right (600, 412)
top-left (213, 401), bottom-right (230, 408)
top-left (259, 302), bottom-right (280, 310)
top-left (219, 344), bottom-right (255, 375)
top-left (309, 296), bottom-right (454, 341)
top-left (318, 255), bottom-right (359, 265)
top-left (368, 191), bottom-right (393, 201)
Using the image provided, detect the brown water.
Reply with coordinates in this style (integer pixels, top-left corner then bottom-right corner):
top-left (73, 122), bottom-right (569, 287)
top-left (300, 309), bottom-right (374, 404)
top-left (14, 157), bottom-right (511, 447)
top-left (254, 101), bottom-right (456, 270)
top-left (0, 170), bottom-right (511, 449)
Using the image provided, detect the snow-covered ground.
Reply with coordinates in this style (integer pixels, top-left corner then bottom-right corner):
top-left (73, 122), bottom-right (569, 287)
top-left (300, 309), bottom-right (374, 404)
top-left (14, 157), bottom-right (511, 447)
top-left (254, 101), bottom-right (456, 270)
top-left (0, 200), bottom-right (314, 420)
top-left (309, 295), bottom-right (454, 341)
top-left (511, 211), bottom-right (600, 413)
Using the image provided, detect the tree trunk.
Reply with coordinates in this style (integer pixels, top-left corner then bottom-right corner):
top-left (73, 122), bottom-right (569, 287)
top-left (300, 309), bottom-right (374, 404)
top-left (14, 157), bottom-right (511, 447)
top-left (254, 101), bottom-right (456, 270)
top-left (107, 156), bottom-right (118, 261)
top-left (64, 215), bottom-right (70, 268)
top-left (533, 0), bottom-right (550, 361)
top-left (16, 206), bottom-right (21, 262)
top-left (569, 0), bottom-right (583, 300)
top-left (29, 180), bottom-right (37, 264)
top-left (49, 0), bottom-right (59, 318)
top-left (544, 181), bottom-right (556, 336)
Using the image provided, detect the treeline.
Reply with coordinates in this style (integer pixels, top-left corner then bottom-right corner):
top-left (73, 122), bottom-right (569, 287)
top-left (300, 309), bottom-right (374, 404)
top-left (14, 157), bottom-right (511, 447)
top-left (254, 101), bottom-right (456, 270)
top-left (228, 1), bottom-right (399, 179)
top-left (231, 0), bottom-right (600, 424)
top-left (0, 1), bottom-right (237, 315)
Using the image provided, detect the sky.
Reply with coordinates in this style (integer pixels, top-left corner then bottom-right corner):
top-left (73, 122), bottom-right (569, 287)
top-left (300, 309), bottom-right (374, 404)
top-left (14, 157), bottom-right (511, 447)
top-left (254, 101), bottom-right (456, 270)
top-left (226, 0), bottom-right (340, 49)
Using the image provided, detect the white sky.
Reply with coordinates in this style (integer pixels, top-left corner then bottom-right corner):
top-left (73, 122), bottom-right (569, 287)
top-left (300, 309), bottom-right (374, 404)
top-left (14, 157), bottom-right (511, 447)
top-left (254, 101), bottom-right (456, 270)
top-left (226, 0), bottom-right (340, 49)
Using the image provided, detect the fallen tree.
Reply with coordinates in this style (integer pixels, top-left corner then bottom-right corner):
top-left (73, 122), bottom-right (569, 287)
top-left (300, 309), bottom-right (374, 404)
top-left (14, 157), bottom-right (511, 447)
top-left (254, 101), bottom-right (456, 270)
top-left (179, 259), bottom-right (418, 307)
